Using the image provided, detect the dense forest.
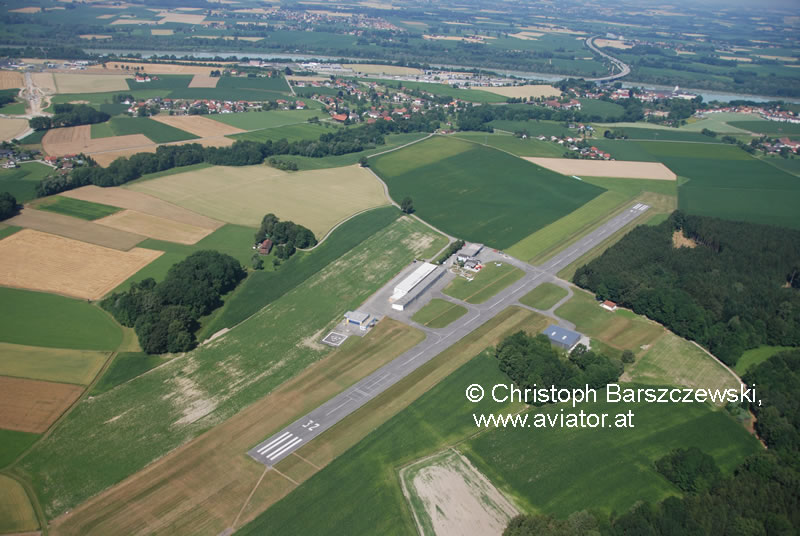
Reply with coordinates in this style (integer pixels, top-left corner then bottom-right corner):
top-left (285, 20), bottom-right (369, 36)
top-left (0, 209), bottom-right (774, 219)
top-left (0, 192), bottom-right (17, 221)
top-left (101, 251), bottom-right (246, 354)
top-left (35, 113), bottom-right (439, 197)
top-left (254, 213), bottom-right (316, 260)
top-left (496, 331), bottom-right (623, 395)
top-left (504, 348), bottom-right (800, 536)
top-left (29, 104), bottom-right (110, 131)
top-left (573, 212), bottom-right (800, 366)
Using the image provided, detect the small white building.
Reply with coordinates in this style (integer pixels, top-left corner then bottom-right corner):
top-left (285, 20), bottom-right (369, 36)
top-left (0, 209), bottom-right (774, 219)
top-left (344, 310), bottom-right (370, 330)
top-left (392, 262), bottom-right (437, 300)
top-left (600, 300), bottom-right (618, 312)
top-left (456, 243), bottom-right (483, 263)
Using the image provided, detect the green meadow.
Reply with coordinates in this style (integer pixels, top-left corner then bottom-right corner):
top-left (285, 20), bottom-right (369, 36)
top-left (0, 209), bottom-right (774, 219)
top-left (0, 162), bottom-right (53, 203)
top-left (208, 109), bottom-right (321, 130)
top-left (229, 122), bottom-right (330, 143)
top-left (0, 343), bottom-right (108, 385)
top-left (92, 116), bottom-right (198, 143)
top-left (728, 120), bottom-right (800, 136)
top-left (411, 298), bottom-right (468, 328)
top-left (29, 196), bottom-right (120, 220)
top-left (452, 132), bottom-right (565, 157)
top-left (371, 136), bottom-right (604, 249)
top-left (519, 282), bottom-right (568, 310)
top-left (0, 430), bottom-right (39, 470)
top-left (443, 262), bottom-right (525, 304)
top-left (89, 352), bottom-right (170, 395)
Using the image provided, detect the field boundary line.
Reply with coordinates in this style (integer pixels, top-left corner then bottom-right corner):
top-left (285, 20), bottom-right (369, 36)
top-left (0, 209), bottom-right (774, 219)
top-left (0, 469), bottom-right (48, 535)
top-left (292, 451), bottom-right (321, 470)
top-left (687, 340), bottom-right (744, 386)
top-left (297, 204), bottom-right (392, 252)
top-left (231, 465), bottom-right (271, 531)
top-left (271, 466), bottom-right (300, 486)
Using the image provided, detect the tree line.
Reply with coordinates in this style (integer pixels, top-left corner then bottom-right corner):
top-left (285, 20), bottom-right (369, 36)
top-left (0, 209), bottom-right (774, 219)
top-left (29, 103), bottom-right (110, 131)
top-left (254, 213), bottom-right (316, 260)
top-left (35, 114), bottom-right (439, 197)
top-left (504, 348), bottom-right (800, 536)
top-left (101, 251), bottom-right (246, 354)
top-left (573, 211), bottom-right (800, 366)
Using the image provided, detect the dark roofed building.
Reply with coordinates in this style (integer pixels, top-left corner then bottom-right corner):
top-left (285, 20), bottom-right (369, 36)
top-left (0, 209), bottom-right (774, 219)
top-left (542, 324), bottom-right (582, 352)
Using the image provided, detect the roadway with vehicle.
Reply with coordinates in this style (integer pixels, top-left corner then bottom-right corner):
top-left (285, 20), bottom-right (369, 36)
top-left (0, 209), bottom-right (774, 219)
top-left (585, 36), bottom-right (631, 83)
top-left (249, 203), bottom-right (650, 465)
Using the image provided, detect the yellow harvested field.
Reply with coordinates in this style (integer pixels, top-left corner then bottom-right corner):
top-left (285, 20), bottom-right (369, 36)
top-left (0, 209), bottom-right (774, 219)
top-left (0, 71), bottom-right (24, 89)
top-left (480, 84), bottom-right (560, 98)
top-left (595, 38), bottom-right (633, 49)
top-left (0, 376), bottom-right (84, 433)
top-left (151, 28), bottom-right (173, 35)
top-left (31, 72), bottom-right (56, 93)
top-left (91, 62), bottom-right (235, 74)
top-left (524, 157), bottom-right (677, 180)
top-left (343, 63), bottom-right (423, 75)
top-left (96, 13), bottom-right (115, 19)
top-left (79, 34), bottom-right (113, 40)
top-left (10, 6), bottom-right (41, 13)
top-left (188, 73), bottom-right (220, 88)
top-left (95, 209), bottom-right (214, 244)
top-left (5, 208), bottom-right (145, 250)
top-left (151, 114), bottom-right (245, 136)
top-left (509, 31), bottom-right (542, 40)
top-left (0, 474), bottom-right (39, 533)
top-left (755, 54), bottom-right (797, 62)
top-left (60, 185), bottom-right (223, 230)
top-left (90, 146), bottom-right (157, 167)
top-left (110, 18), bottom-right (157, 25)
top-left (157, 12), bottom-right (206, 24)
top-left (53, 73), bottom-right (129, 94)
top-left (0, 229), bottom-right (162, 300)
top-left (43, 125), bottom-right (153, 157)
top-left (172, 136), bottom-right (234, 149)
top-left (127, 164), bottom-right (389, 238)
top-left (0, 118), bottom-right (28, 142)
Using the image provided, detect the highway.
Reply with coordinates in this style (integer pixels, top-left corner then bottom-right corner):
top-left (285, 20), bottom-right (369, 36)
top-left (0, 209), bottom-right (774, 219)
top-left (249, 203), bottom-right (650, 466)
top-left (585, 36), bottom-right (631, 83)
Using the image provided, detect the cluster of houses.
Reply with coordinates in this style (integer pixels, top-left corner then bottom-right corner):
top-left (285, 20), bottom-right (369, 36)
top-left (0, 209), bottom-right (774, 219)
top-left (0, 146), bottom-right (39, 169)
top-left (543, 98), bottom-right (582, 110)
top-left (43, 153), bottom-right (85, 172)
top-left (123, 96), bottom-right (263, 115)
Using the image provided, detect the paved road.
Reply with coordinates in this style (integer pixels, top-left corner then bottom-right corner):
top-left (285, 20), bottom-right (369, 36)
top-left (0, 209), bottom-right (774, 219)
top-left (249, 203), bottom-right (650, 465)
top-left (585, 36), bottom-right (631, 83)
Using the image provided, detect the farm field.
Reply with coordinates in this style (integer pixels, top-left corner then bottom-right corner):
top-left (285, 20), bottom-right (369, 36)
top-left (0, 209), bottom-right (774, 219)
top-left (0, 287), bottom-right (122, 350)
top-left (93, 116), bottom-right (199, 143)
top-left (411, 298), bottom-right (468, 328)
top-left (126, 164), bottom-right (389, 238)
top-left (523, 157), bottom-right (677, 180)
top-left (0, 376), bottom-right (84, 433)
top-left (0, 343), bottom-right (108, 385)
top-left (680, 112), bottom-right (762, 133)
top-left (29, 196), bottom-right (121, 220)
top-left (0, 162), bottom-right (52, 203)
top-left (625, 331), bottom-right (740, 396)
top-left (5, 208), bottom-right (146, 250)
top-left (53, 73), bottom-right (129, 93)
top-left (124, 74), bottom-right (193, 91)
top-left (0, 229), bottom-right (162, 300)
top-left (229, 121), bottom-right (330, 143)
top-left (0, 71), bottom-right (24, 89)
top-left (453, 132), bottom-right (565, 157)
top-left (47, 319), bottom-right (424, 536)
top-left (16, 215), bottom-right (444, 522)
top-left (0, 117), bottom-right (29, 142)
top-left (578, 98), bottom-right (626, 118)
top-left (0, 474), bottom-right (38, 533)
top-left (188, 73), bottom-right (219, 88)
top-left (375, 79), bottom-right (507, 103)
top-left (150, 114), bottom-right (245, 137)
top-left (371, 136), bottom-right (605, 248)
top-left (464, 390), bottom-right (761, 518)
top-left (344, 63), bottom-right (423, 75)
top-left (0, 429), bottom-right (39, 469)
top-left (43, 125), bottom-right (153, 158)
top-left (95, 209), bottom-right (214, 245)
top-left (60, 185), bottom-right (223, 229)
top-left (593, 126), bottom-right (725, 143)
top-left (479, 84), bottom-right (560, 98)
top-left (728, 119), bottom-right (800, 136)
top-left (443, 263), bottom-right (525, 304)
top-left (519, 282), bottom-right (568, 310)
top-left (89, 352), bottom-right (170, 395)
top-left (208, 109), bottom-right (322, 130)
top-left (282, 132), bottom-right (429, 170)
top-left (489, 119), bottom-right (578, 137)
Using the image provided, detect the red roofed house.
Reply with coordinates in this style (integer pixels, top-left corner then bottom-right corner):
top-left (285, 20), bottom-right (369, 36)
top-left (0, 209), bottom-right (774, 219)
top-left (331, 113), bottom-right (348, 122)
top-left (258, 239), bottom-right (273, 255)
top-left (600, 300), bottom-right (618, 312)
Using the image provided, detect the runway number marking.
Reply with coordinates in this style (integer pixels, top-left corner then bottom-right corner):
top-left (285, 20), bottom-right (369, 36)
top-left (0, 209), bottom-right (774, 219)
top-left (302, 419), bottom-right (320, 431)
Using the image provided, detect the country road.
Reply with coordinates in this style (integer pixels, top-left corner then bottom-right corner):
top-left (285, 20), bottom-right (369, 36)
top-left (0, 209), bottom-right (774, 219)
top-left (248, 202), bottom-right (651, 466)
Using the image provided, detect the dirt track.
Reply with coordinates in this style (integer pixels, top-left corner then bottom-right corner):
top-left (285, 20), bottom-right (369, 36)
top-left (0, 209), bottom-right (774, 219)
top-left (524, 157), bottom-right (677, 180)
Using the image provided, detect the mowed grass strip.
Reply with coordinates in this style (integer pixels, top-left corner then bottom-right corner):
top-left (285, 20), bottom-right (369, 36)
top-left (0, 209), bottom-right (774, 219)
top-left (207, 109), bottom-right (322, 130)
top-left (0, 287), bottom-right (122, 351)
top-left (17, 216), bottom-right (444, 520)
top-left (29, 196), bottom-right (121, 221)
top-left (463, 390), bottom-right (762, 518)
top-left (443, 262), bottom-right (525, 304)
top-left (519, 282), bottom-right (568, 310)
top-left (411, 298), bottom-right (468, 328)
top-left (0, 474), bottom-right (39, 533)
top-left (0, 342), bottom-right (108, 385)
top-left (238, 308), bottom-right (549, 536)
top-left (97, 116), bottom-right (199, 143)
top-left (371, 136), bottom-right (605, 249)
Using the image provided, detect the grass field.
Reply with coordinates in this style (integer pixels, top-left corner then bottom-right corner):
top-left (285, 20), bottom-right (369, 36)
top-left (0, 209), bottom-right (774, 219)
top-left (0, 474), bottom-right (38, 533)
top-left (377, 79), bottom-right (507, 103)
top-left (594, 126), bottom-right (725, 143)
top-left (519, 282), bottom-right (568, 310)
top-left (124, 74), bottom-right (192, 91)
top-left (95, 209), bottom-right (213, 245)
top-left (208, 109), bottom-right (322, 130)
top-left (0, 429), bottom-right (39, 469)
top-left (734, 345), bottom-right (797, 376)
top-left (443, 263), bottom-right (525, 304)
top-left (29, 196), bottom-right (121, 220)
top-left (0, 162), bottom-right (53, 203)
top-left (283, 133), bottom-right (429, 170)
top-left (229, 122), bottom-right (331, 143)
top-left (489, 119), bottom-right (579, 138)
top-left (728, 120), bottom-right (800, 136)
top-left (579, 98), bottom-right (625, 118)
top-left (371, 136), bottom-right (604, 249)
top-left (452, 132), bottom-right (565, 157)
top-left (89, 352), bottom-right (169, 395)
top-left (93, 116), bottom-right (199, 143)
top-left (464, 391), bottom-right (761, 518)
top-left (127, 164), bottom-right (388, 238)
top-left (0, 342), bottom-right (108, 385)
top-left (16, 215), bottom-right (444, 520)
top-left (203, 207), bottom-right (413, 337)
top-left (411, 298), bottom-right (468, 328)
top-left (54, 73), bottom-right (129, 93)
top-left (0, 287), bottom-right (122, 350)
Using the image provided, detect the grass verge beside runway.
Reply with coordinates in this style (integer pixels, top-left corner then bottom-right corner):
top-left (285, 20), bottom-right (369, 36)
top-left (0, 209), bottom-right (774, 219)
top-left (0, 287), bottom-right (122, 351)
top-left (442, 263), bottom-right (525, 304)
top-left (411, 299), bottom-right (468, 328)
top-left (29, 196), bottom-right (121, 221)
top-left (519, 282), bottom-right (568, 310)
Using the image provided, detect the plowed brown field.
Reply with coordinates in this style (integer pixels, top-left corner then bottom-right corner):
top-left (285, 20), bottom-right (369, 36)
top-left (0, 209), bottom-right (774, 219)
top-left (0, 376), bottom-right (84, 433)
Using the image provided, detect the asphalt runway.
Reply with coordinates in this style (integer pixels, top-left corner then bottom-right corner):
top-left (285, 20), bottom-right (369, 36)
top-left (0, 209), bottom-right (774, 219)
top-left (249, 203), bottom-right (650, 465)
